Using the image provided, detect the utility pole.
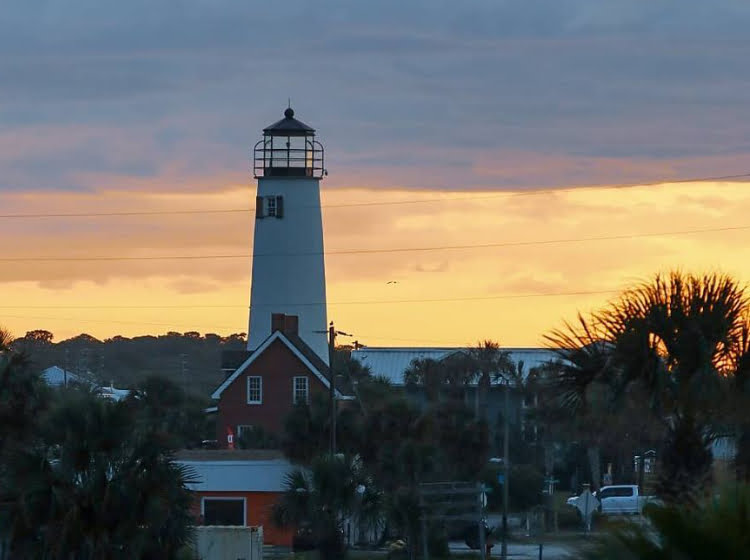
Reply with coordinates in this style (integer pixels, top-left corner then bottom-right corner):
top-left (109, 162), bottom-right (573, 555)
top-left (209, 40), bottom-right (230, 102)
top-left (501, 377), bottom-right (510, 560)
top-left (318, 321), bottom-right (352, 458)
top-left (328, 322), bottom-right (336, 457)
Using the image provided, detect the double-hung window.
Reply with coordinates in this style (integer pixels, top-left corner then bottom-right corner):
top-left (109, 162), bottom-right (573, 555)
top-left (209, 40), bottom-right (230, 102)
top-left (293, 376), bottom-right (309, 405)
top-left (247, 376), bottom-right (262, 404)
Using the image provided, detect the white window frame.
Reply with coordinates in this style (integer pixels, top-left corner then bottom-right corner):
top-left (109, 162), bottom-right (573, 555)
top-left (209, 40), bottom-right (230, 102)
top-left (201, 496), bottom-right (247, 526)
top-left (293, 376), bottom-right (309, 405)
top-left (247, 376), bottom-right (262, 404)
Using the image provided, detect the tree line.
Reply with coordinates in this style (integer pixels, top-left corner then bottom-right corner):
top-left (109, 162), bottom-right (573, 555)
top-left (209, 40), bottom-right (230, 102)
top-left (10, 330), bottom-right (247, 397)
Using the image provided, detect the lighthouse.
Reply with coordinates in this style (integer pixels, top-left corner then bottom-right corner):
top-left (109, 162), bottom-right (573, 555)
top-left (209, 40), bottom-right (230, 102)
top-left (247, 108), bottom-right (329, 363)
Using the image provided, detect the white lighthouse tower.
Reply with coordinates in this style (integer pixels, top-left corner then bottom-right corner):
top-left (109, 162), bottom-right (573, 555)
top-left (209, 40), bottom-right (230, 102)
top-left (247, 108), bottom-right (329, 363)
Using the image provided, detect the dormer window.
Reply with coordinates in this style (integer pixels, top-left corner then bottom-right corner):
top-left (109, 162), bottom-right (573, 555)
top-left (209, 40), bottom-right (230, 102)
top-left (256, 195), bottom-right (284, 219)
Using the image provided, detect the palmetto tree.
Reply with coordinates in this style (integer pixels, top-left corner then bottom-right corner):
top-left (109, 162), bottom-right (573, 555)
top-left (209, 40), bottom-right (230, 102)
top-left (272, 455), bottom-right (367, 560)
top-left (471, 340), bottom-right (514, 422)
top-left (404, 358), bottom-right (449, 403)
top-left (4, 388), bottom-right (196, 559)
top-left (544, 314), bottom-right (618, 490)
top-left (547, 272), bottom-right (750, 500)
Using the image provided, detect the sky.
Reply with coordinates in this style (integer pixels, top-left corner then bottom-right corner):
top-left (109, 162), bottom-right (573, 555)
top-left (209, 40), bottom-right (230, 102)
top-left (2, 0), bottom-right (750, 347)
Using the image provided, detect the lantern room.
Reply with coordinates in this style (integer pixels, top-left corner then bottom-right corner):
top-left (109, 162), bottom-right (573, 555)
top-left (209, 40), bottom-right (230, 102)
top-left (253, 108), bottom-right (325, 178)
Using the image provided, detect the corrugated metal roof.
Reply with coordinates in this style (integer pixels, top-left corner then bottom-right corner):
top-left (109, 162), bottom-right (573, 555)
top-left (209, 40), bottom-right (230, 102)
top-left (176, 450), bottom-right (295, 492)
top-left (351, 347), bottom-right (557, 386)
top-left (176, 450), bottom-right (286, 462)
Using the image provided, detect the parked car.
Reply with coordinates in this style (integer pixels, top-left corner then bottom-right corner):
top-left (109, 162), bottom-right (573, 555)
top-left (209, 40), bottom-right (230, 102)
top-left (567, 484), bottom-right (659, 515)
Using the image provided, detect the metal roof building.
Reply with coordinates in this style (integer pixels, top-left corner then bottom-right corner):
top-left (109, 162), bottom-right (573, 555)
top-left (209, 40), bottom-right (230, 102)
top-left (351, 347), bottom-right (557, 386)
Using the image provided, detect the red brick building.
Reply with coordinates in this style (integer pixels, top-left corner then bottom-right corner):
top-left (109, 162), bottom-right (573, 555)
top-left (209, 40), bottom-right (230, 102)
top-left (211, 314), bottom-right (347, 446)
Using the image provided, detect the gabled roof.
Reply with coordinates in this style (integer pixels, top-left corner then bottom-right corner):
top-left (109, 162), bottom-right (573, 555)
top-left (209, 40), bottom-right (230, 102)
top-left (41, 366), bottom-right (90, 387)
top-left (211, 330), bottom-right (347, 400)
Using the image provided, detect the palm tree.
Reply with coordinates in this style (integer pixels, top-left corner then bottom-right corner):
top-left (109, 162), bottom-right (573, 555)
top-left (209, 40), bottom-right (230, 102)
top-left (470, 340), bottom-right (514, 423)
top-left (544, 314), bottom-right (618, 490)
top-left (4, 388), bottom-right (196, 559)
top-left (547, 272), bottom-right (750, 500)
top-left (272, 455), bottom-right (367, 560)
top-left (404, 358), bottom-right (447, 403)
top-left (728, 312), bottom-right (750, 480)
top-left (0, 328), bottom-right (13, 352)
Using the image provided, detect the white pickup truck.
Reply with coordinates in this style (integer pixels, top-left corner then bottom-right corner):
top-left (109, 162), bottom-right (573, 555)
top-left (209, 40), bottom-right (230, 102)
top-left (567, 485), bottom-right (658, 515)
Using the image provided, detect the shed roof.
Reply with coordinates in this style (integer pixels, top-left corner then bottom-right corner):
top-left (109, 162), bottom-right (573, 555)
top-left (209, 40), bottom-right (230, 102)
top-left (176, 449), bottom-right (294, 492)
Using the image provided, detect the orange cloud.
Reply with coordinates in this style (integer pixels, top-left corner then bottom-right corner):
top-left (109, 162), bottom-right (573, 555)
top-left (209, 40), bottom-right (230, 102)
top-left (2, 181), bottom-right (750, 345)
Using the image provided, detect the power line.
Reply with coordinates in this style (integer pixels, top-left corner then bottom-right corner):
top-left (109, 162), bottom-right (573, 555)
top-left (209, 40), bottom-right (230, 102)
top-left (254, 289), bottom-right (619, 306)
top-left (0, 288), bottom-right (619, 310)
top-left (321, 172), bottom-right (750, 208)
top-left (1, 222), bottom-right (748, 262)
top-left (0, 172), bottom-right (748, 219)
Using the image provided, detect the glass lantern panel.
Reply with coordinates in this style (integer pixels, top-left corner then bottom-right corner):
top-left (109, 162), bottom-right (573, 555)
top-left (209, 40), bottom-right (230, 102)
top-left (272, 135), bottom-right (290, 150)
top-left (288, 136), bottom-right (306, 168)
top-left (305, 140), bottom-right (314, 169)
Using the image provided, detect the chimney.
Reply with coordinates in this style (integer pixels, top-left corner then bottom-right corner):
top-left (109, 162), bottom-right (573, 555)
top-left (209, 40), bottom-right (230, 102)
top-left (271, 313), bottom-right (286, 333)
top-left (270, 313), bottom-right (299, 336)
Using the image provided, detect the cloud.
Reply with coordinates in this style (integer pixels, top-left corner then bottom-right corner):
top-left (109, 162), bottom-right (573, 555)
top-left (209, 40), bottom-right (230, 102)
top-left (1, 1), bottom-right (749, 195)
top-left (2, 1), bottom-right (750, 344)
top-left (3, 181), bottom-right (750, 344)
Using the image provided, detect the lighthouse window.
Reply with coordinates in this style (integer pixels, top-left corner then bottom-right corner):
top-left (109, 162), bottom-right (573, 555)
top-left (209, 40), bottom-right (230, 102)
top-left (293, 376), bottom-right (309, 405)
top-left (247, 376), bottom-right (262, 404)
top-left (256, 195), bottom-right (284, 219)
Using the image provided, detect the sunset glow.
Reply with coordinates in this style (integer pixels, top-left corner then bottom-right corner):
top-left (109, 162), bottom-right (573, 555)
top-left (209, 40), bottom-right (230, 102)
top-left (2, 179), bottom-right (750, 347)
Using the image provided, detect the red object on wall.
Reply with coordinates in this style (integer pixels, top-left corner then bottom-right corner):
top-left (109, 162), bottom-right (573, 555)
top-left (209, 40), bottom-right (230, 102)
top-left (226, 426), bottom-right (235, 450)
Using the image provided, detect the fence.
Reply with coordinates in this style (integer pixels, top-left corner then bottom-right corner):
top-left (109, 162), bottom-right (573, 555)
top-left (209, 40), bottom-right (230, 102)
top-left (193, 525), bottom-right (263, 560)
